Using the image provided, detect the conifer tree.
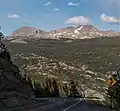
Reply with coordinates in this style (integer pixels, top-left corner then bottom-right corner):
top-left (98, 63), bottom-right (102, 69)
top-left (0, 31), bottom-right (4, 40)
top-left (52, 78), bottom-right (59, 97)
top-left (63, 84), bottom-right (69, 97)
top-left (0, 31), bottom-right (11, 61)
top-left (33, 81), bottom-right (44, 97)
top-left (27, 75), bottom-right (33, 91)
top-left (69, 79), bottom-right (78, 95)
top-left (22, 73), bottom-right (27, 82)
top-left (106, 84), bottom-right (120, 109)
top-left (45, 78), bottom-right (51, 97)
top-left (106, 70), bottom-right (120, 110)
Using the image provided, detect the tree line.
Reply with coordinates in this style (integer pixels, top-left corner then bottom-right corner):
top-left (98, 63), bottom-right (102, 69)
top-left (22, 73), bottom-right (80, 98)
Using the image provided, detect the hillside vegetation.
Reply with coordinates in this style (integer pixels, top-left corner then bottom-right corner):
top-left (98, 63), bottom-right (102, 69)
top-left (3, 37), bottom-right (120, 100)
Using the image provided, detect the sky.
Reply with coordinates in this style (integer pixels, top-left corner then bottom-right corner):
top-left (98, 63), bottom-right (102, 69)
top-left (0, 0), bottom-right (120, 36)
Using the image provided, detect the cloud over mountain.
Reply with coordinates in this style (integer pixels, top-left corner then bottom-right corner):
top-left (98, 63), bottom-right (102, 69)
top-left (65, 16), bottom-right (90, 25)
top-left (100, 13), bottom-right (120, 24)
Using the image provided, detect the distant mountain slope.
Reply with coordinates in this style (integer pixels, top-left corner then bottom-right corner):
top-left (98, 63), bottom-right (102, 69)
top-left (9, 25), bottom-right (120, 40)
top-left (10, 26), bottom-right (46, 40)
top-left (74, 25), bottom-right (98, 32)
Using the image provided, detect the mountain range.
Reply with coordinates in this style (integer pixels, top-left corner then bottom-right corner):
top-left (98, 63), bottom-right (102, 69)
top-left (8, 25), bottom-right (120, 40)
top-left (4, 25), bottom-right (120, 104)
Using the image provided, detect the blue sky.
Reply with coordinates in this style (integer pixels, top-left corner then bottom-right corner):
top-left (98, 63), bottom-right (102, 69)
top-left (0, 0), bottom-right (120, 36)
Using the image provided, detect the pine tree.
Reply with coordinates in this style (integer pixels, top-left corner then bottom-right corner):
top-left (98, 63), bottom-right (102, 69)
top-left (69, 79), bottom-right (78, 95)
top-left (106, 71), bottom-right (120, 110)
top-left (0, 32), bottom-right (4, 40)
top-left (22, 73), bottom-right (27, 82)
top-left (45, 78), bottom-right (51, 97)
top-left (33, 81), bottom-right (44, 97)
top-left (52, 78), bottom-right (59, 97)
top-left (21, 73), bottom-right (29, 86)
top-left (63, 84), bottom-right (69, 97)
top-left (106, 84), bottom-right (120, 109)
top-left (0, 32), bottom-right (11, 61)
top-left (48, 77), bottom-right (52, 88)
top-left (27, 75), bottom-right (33, 91)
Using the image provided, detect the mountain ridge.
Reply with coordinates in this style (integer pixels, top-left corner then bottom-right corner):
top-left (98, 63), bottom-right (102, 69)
top-left (9, 25), bottom-right (120, 40)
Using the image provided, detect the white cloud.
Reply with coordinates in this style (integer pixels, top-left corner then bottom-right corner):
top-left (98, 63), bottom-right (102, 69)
top-left (100, 0), bottom-right (120, 10)
top-left (100, 13), bottom-right (120, 24)
top-left (44, 2), bottom-right (51, 6)
top-left (68, 2), bottom-right (80, 6)
top-left (8, 13), bottom-right (20, 18)
top-left (53, 8), bottom-right (59, 11)
top-left (65, 16), bottom-right (90, 25)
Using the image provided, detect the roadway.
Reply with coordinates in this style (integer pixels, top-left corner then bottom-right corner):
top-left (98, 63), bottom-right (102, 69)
top-left (41, 99), bottom-right (113, 111)
top-left (6, 98), bottom-right (114, 111)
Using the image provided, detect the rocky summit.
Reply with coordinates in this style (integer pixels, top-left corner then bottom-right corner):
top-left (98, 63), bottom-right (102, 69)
top-left (8, 25), bottom-right (120, 40)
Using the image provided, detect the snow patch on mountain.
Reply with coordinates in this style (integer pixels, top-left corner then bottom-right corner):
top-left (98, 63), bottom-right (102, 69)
top-left (9, 25), bottom-right (120, 40)
top-left (74, 26), bottom-right (83, 34)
